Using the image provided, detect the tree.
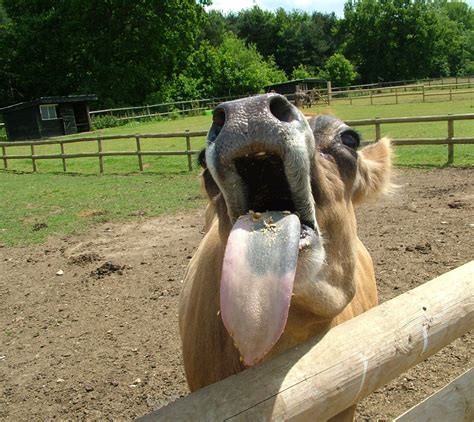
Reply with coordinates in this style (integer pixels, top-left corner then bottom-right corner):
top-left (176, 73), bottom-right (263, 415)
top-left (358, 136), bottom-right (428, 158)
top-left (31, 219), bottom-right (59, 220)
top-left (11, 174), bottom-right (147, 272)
top-left (228, 7), bottom-right (339, 76)
top-left (340, 0), bottom-right (469, 82)
top-left (0, 1), bottom-right (8, 25)
top-left (151, 34), bottom-right (286, 102)
top-left (319, 53), bottom-right (357, 87)
top-left (1, 0), bottom-right (207, 106)
top-left (434, 0), bottom-right (474, 75)
top-left (291, 64), bottom-right (317, 80)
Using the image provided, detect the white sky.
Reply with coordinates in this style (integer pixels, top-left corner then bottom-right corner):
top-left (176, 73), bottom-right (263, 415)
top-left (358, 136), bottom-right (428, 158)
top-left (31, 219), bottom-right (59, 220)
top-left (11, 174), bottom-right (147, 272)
top-left (207, 0), bottom-right (474, 18)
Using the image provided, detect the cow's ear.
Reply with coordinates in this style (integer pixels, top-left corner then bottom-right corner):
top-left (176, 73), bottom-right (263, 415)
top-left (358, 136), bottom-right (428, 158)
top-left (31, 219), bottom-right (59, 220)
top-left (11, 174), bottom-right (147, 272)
top-left (352, 138), bottom-right (393, 205)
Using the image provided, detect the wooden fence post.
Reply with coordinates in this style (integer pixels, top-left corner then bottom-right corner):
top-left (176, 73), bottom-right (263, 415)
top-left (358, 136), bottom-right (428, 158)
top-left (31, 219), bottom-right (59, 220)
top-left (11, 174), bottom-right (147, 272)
top-left (375, 117), bottom-right (381, 141)
top-left (135, 135), bottom-right (144, 172)
top-left (60, 142), bottom-right (67, 172)
top-left (449, 86), bottom-right (452, 101)
top-left (31, 143), bottom-right (37, 172)
top-left (1, 145), bottom-right (7, 169)
top-left (326, 81), bottom-right (332, 105)
top-left (98, 137), bottom-right (104, 174)
top-left (395, 88), bottom-right (398, 104)
top-left (370, 90), bottom-right (373, 105)
top-left (185, 130), bottom-right (193, 171)
top-left (447, 115), bottom-right (454, 165)
top-left (422, 85), bottom-right (426, 102)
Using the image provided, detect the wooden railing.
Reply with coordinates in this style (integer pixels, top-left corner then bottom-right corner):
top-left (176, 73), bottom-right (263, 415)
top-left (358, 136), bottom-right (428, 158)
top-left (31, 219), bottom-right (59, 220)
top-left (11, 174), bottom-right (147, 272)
top-left (0, 130), bottom-right (208, 173)
top-left (329, 82), bottom-right (474, 105)
top-left (330, 75), bottom-right (473, 93)
top-left (137, 261), bottom-right (473, 421)
top-left (0, 113), bottom-right (473, 173)
top-left (348, 113), bottom-right (474, 164)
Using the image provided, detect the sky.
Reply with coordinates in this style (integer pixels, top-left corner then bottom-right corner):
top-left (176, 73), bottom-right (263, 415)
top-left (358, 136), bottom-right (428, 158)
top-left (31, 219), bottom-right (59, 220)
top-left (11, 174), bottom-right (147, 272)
top-left (207, 0), bottom-right (474, 18)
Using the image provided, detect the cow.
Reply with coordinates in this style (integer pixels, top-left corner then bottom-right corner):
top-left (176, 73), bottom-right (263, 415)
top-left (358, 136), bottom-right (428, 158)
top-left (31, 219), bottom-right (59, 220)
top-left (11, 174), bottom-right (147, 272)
top-left (179, 94), bottom-right (392, 420)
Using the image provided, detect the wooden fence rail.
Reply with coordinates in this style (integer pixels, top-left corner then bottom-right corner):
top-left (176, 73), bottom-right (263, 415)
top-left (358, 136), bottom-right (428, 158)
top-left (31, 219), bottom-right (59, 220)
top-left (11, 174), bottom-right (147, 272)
top-left (0, 113), bottom-right (473, 173)
top-left (0, 131), bottom-right (207, 173)
top-left (394, 369), bottom-right (473, 422)
top-left (137, 261), bottom-right (474, 421)
top-left (330, 83), bottom-right (474, 105)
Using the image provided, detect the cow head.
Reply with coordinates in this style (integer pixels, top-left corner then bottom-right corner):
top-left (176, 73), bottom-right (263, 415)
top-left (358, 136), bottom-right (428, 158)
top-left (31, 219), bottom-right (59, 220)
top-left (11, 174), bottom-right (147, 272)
top-left (198, 94), bottom-right (391, 366)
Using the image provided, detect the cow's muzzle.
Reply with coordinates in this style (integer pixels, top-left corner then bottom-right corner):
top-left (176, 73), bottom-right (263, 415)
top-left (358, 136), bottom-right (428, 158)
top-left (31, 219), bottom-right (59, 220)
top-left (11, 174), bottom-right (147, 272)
top-left (205, 94), bottom-right (317, 230)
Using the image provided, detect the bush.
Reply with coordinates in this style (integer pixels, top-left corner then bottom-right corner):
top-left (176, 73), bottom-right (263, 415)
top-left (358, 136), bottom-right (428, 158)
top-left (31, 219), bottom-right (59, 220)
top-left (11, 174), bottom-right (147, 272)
top-left (148, 33), bottom-right (287, 102)
top-left (291, 64), bottom-right (317, 80)
top-left (319, 53), bottom-right (358, 88)
top-left (91, 115), bottom-right (126, 130)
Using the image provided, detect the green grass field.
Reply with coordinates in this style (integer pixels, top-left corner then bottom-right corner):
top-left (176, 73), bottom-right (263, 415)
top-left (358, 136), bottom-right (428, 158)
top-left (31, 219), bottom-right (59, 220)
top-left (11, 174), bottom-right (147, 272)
top-left (1, 99), bottom-right (473, 246)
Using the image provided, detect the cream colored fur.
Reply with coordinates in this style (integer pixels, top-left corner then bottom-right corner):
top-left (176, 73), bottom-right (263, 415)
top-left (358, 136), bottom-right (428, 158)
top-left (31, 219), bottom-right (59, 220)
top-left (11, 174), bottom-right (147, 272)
top-left (179, 138), bottom-right (392, 419)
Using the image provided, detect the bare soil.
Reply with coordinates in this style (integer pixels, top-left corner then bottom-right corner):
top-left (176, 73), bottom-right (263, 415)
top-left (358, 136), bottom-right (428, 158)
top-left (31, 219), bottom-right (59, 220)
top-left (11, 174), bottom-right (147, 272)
top-left (1, 167), bottom-right (473, 421)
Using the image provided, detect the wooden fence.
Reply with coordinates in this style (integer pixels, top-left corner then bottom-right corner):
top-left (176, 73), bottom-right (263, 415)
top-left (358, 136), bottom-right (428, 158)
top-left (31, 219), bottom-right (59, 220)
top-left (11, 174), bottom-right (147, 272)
top-left (137, 261), bottom-right (473, 421)
top-left (87, 76), bottom-right (473, 122)
top-left (0, 113), bottom-right (473, 173)
top-left (89, 95), bottom-right (246, 121)
top-left (330, 75), bottom-right (473, 93)
top-left (0, 130), bottom-right (207, 173)
top-left (329, 81), bottom-right (474, 105)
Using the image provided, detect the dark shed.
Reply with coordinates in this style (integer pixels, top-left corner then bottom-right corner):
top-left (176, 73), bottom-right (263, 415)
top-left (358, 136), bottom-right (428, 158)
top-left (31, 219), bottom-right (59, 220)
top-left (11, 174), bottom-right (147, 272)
top-left (0, 95), bottom-right (98, 141)
top-left (265, 78), bottom-right (327, 95)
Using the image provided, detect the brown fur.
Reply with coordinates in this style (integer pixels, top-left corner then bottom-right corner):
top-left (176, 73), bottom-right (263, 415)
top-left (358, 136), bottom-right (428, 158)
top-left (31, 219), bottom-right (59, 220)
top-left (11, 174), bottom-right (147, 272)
top-left (179, 136), bottom-right (392, 417)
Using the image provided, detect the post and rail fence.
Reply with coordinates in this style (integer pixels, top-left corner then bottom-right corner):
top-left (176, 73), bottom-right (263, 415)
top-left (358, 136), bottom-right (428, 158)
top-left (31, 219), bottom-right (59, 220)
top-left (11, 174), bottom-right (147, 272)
top-left (328, 81), bottom-right (474, 106)
top-left (0, 113), bottom-right (473, 173)
top-left (0, 131), bottom-right (207, 173)
top-left (137, 261), bottom-right (473, 421)
top-left (84, 76), bottom-right (473, 122)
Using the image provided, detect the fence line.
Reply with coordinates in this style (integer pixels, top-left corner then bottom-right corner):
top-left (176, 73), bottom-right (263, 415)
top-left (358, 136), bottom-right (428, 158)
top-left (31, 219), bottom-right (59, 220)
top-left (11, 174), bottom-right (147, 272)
top-left (85, 76), bottom-right (474, 122)
top-left (329, 82), bottom-right (474, 106)
top-left (0, 130), bottom-right (207, 173)
top-left (137, 261), bottom-right (473, 421)
top-left (0, 114), bottom-right (473, 173)
top-left (330, 75), bottom-right (473, 92)
top-left (89, 95), bottom-right (247, 121)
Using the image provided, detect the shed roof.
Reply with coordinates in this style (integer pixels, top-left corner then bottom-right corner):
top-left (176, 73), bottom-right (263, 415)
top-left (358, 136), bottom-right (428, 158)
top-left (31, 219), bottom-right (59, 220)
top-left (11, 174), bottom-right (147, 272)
top-left (265, 78), bottom-right (327, 90)
top-left (0, 95), bottom-right (98, 114)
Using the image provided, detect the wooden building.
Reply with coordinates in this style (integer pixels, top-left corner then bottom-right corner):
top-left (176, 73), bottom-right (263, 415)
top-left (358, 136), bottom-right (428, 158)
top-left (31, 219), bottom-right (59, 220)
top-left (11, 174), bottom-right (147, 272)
top-left (265, 78), bottom-right (328, 96)
top-left (0, 95), bottom-right (98, 141)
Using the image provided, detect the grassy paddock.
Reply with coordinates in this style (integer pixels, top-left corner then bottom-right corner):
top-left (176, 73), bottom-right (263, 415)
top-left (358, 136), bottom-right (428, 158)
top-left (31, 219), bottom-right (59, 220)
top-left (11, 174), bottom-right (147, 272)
top-left (1, 99), bottom-right (473, 246)
top-left (0, 170), bottom-right (205, 246)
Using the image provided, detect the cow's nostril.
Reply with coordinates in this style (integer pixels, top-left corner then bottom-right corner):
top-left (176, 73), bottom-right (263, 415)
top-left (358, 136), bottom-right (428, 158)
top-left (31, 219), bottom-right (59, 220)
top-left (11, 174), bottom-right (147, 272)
top-left (269, 96), bottom-right (298, 123)
top-left (213, 108), bottom-right (226, 128)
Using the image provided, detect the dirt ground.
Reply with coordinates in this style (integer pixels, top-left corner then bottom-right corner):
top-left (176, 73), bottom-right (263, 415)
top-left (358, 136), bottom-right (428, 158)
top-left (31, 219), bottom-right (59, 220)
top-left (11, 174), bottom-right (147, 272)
top-left (1, 167), bottom-right (472, 421)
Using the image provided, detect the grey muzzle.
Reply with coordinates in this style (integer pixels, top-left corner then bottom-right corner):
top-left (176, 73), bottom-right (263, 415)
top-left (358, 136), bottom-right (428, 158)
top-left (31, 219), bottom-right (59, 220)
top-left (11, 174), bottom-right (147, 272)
top-left (205, 94), bottom-right (316, 228)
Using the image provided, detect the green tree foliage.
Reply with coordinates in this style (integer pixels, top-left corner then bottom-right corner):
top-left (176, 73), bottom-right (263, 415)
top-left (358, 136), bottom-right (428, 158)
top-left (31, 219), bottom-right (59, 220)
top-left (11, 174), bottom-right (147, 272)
top-left (152, 34), bottom-right (286, 102)
top-left (340, 0), bottom-right (473, 83)
top-left (319, 53), bottom-right (357, 87)
top-left (228, 7), bottom-right (339, 76)
top-left (0, 0), bottom-right (206, 107)
top-left (1, 1), bottom-right (472, 109)
top-left (291, 64), bottom-right (317, 80)
top-left (434, 0), bottom-right (474, 76)
top-left (0, 1), bottom-right (8, 25)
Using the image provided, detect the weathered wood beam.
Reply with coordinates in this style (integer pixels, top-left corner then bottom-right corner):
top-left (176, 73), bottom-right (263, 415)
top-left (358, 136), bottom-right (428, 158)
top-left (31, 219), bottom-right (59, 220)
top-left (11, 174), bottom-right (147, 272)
top-left (394, 369), bottom-right (473, 422)
top-left (138, 261), bottom-right (474, 421)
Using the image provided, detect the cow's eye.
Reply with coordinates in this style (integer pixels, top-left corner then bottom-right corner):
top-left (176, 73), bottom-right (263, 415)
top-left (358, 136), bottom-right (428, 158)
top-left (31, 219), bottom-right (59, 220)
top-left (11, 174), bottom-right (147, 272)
top-left (341, 129), bottom-right (360, 150)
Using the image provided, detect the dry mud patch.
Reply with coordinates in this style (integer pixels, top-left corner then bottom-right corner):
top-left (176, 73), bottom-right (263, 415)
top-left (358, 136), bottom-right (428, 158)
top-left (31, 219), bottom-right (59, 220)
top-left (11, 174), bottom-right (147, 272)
top-left (0, 167), bottom-right (473, 421)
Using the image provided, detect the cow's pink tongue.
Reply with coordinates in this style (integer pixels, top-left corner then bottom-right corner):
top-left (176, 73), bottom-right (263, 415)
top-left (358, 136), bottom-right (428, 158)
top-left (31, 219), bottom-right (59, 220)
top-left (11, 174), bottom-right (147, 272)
top-left (220, 211), bottom-right (300, 367)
